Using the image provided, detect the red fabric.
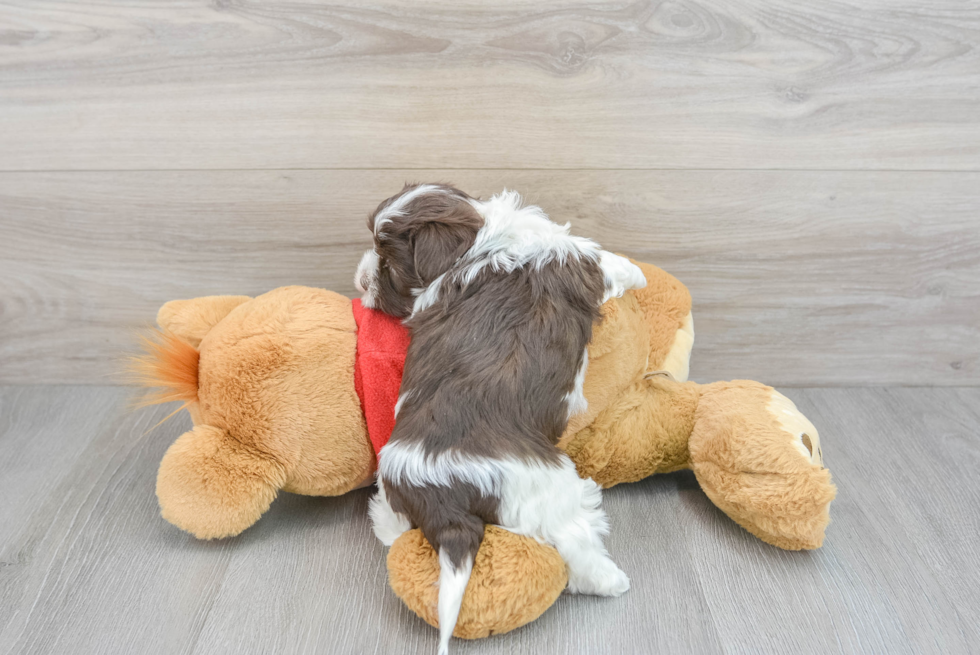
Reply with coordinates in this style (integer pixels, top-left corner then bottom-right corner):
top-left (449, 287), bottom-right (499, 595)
top-left (351, 299), bottom-right (411, 456)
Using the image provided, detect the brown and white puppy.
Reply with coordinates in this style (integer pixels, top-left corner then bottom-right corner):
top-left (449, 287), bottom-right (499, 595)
top-left (358, 184), bottom-right (646, 655)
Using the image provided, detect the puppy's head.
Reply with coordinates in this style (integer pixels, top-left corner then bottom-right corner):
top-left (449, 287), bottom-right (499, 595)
top-left (355, 184), bottom-right (483, 317)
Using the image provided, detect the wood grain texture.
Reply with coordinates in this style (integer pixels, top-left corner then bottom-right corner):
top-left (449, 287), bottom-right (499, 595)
top-left (2, 170), bottom-right (977, 385)
top-left (1, 385), bottom-right (978, 654)
top-left (1, 0), bottom-right (979, 171)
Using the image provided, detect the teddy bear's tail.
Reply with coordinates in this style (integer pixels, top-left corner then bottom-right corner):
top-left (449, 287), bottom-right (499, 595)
top-left (129, 329), bottom-right (200, 406)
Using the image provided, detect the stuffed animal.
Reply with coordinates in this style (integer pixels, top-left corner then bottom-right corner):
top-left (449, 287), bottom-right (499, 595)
top-left (134, 260), bottom-right (835, 639)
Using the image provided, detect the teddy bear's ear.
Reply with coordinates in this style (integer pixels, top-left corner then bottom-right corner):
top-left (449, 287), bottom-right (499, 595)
top-left (156, 295), bottom-right (252, 348)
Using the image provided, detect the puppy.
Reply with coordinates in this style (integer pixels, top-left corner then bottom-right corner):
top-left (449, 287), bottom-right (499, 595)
top-left (357, 184), bottom-right (646, 654)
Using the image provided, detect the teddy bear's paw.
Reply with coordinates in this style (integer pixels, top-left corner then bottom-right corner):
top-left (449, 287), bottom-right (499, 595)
top-left (690, 380), bottom-right (836, 550)
top-left (768, 390), bottom-right (823, 467)
top-left (568, 558), bottom-right (630, 597)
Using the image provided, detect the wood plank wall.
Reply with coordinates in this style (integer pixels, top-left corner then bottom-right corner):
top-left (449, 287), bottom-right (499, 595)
top-left (1, 1), bottom-right (978, 385)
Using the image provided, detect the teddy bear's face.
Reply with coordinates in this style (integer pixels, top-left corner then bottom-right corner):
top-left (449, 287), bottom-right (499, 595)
top-left (355, 183), bottom-right (482, 318)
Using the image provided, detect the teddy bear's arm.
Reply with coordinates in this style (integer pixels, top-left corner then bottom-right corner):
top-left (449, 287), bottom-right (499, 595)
top-left (559, 261), bottom-right (695, 445)
top-left (628, 259), bottom-right (694, 381)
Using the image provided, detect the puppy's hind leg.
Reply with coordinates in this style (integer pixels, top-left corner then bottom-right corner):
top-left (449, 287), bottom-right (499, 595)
top-left (499, 457), bottom-right (630, 597)
top-left (368, 478), bottom-right (412, 546)
top-left (551, 477), bottom-right (630, 597)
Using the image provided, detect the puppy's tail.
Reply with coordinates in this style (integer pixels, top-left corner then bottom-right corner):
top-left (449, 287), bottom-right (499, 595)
top-left (435, 525), bottom-right (481, 655)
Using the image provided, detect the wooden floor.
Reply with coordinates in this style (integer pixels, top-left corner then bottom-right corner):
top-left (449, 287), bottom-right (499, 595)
top-left (2, 1), bottom-right (979, 654)
top-left (1, 385), bottom-right (978, 655)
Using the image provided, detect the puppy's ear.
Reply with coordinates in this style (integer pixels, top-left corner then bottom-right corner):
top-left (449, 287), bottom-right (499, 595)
top-left (412, 221), bottom-right (478, 285)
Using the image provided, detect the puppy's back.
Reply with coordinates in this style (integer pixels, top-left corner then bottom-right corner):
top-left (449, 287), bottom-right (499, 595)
top-left (392, 256), bottom-right (605, 461)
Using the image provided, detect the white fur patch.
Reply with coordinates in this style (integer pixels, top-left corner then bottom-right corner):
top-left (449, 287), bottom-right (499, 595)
top-left (437, 549), bottom-right (473, 655)
top-left (408, 191), bottom-right (602, 317)
top-left (374, 184), bottom-right (444, 235)
top-left (564, 348), bottom-right (589, 419)
top-left (407, 190), bottom-right (645, 318)
top-left (394, 390), bottom-right (414, 419)
top-left (368, 481), bottom-right (412, 546)
top-left (377, 440), bottom-right (507, 497)
top-left (411, 272), bottom-right (446, 316)
top-left (461, 190), bottom-right (603, 281)
top-left (355, 248), bottom-right (380, 308)
top-left (598, 250), bottom-right (647, 303)
top-left (497, 455), bottom-right (629, 597)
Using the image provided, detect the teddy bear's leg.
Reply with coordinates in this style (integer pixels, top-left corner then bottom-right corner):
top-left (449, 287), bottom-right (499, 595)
top-left (387, 526), bottom-right (568, 640)
top-left (688, 381), bottom-right (836, 550)
top-left (156, 424), bottom-right (288, 539)
top-left (563, 375), bottom-right (700, 488)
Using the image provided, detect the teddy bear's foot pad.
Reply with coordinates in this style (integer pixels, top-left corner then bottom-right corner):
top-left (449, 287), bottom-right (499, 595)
top-left (387, 526), bottom-right (568, 639)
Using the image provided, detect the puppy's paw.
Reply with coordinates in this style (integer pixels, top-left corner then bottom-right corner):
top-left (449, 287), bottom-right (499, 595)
top-left (568, 560), bottom-right (631, 597)
top-left (593, 565), bottom-right (631, 597)
top-left (599, 251), bottom-right (647, 302)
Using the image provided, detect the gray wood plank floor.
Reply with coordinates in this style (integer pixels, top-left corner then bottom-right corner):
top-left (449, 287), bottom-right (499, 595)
top-left (1, 385), bottom-right (977, 655)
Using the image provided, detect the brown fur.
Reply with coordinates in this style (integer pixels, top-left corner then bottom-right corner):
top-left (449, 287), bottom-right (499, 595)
top-left (386, 258), bottom-right (606, 567)
top-left (629, 260), bottom-right (693, 368)
top-left (366, 184), bottom-right (484, 318)
top-left (156, 295), bottom-right (251, 348)
top-left (368, 184), bottom-right (612, 575)
top-left (558, 286), bottom-right (651, 446)
top-left (565, 375), bottom-right (699, 487)
top-left (397, 260), bottom-right (605, 460)
top-left (690, 380), bottom-right (836, 550)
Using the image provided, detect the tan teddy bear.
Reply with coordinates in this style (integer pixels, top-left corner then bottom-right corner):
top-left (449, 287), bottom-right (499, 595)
top-left (134, 260), bottom-right (834, 639)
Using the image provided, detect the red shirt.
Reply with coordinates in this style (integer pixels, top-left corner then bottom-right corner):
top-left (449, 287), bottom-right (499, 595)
top-left (350, 299), bottom-right (411, 456)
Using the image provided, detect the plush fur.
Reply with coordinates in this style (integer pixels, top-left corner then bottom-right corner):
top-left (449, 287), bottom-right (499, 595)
top-left (141, 287), bottom-right (377, 540)
top-left (386, 525), bottom-right (567, 639)
top-left (134, 260), bottom-right (835, 639)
